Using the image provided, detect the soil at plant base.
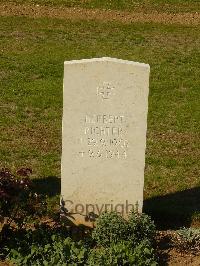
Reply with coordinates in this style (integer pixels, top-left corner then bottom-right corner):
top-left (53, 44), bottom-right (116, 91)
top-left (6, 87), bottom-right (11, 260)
top-left (0, 3), bottom-right (200, 26)
top-left (0, 262), bottom-right (11, 266)
top-left (168, 252), bottom-right (200, 266)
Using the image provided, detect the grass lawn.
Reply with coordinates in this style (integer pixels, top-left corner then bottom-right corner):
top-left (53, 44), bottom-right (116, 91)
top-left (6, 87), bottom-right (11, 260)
top-left (2, 0), bottom-right (200, 13)
top-left (0, 3), bottom-right (200, 227)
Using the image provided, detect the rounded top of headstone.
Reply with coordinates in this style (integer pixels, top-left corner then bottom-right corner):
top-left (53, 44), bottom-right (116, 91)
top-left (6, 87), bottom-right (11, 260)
top-left (64, 57), bottom-right (150, 70)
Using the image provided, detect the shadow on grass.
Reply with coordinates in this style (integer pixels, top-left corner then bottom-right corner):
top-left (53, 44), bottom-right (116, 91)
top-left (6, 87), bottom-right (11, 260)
top-left (144, 187), bottom-right (200, 230)
top-left (32, 176), bottom-right (61, 197)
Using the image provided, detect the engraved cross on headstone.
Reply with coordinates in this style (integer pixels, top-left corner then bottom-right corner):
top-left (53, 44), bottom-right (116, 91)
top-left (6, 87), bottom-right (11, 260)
top-left (97, 82), bottom-right (114, 100)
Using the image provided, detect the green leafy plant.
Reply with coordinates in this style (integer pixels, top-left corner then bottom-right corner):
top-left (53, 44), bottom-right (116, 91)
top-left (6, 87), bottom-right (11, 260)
top-left (87, 240), bottom-right (157, 266)
top-left (92, 212), bottom-right (128, 247)
top-left (3, 223), bottom-right (88, 266)
top-left (92, 211), bottom-right (156, 247)
top-left (127, 211), bottom-right (156, 246)
top-left (173, 227), bottom-right (200, 252)
top-left (8, 235), bottom-right (88, 266)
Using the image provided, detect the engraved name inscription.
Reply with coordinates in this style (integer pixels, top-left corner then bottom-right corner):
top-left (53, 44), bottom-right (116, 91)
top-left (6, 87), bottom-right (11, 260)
top-left (79, 113), bottom-right (129, 159)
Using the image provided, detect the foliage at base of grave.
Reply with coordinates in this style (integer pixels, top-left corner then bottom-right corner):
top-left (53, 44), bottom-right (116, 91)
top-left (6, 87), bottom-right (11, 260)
top-left (88, 240), bottom-right (157, 266)
top-left (7, 232), bottom-right (88, 266)
top-left (0, 168), bottom-right (157, 265)
top-left (4, 230), bottom-right (157, 266)
top-left (1, 212), bottom-right (157, 266)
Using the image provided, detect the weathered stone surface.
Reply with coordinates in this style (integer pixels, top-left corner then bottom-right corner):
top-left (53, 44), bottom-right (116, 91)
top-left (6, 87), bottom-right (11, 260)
top-left (61, 57), bottom-right (150, 224)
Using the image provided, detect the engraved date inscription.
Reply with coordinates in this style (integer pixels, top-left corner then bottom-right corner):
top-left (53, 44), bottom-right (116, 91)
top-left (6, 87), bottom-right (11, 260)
top-left (79, 150), bottom-right (127, 159)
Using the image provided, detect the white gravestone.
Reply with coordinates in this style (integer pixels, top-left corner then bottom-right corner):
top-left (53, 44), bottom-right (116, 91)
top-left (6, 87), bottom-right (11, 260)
top-left (61, 57), bottom-right (150, 225)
